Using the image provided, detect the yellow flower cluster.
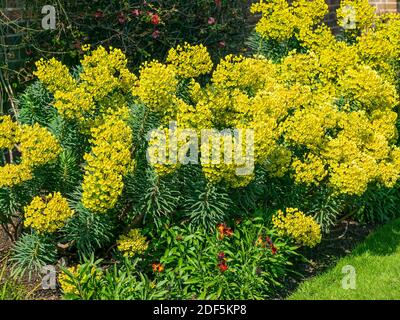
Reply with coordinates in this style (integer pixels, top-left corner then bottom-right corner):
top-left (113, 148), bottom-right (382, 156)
top-left (32, 5), bottom-right (400, 197)
top-left (0, 116), bottom-right (61, 189)
top-left (134, 16), bottom-right (400, 192)
top-left (58, 264), bottom-right (102, 296)
top-left (20, 123), bottom-right (62, 167)
top-left (24, 192), bottom-right (74, 233)
top-left (292, 154), bottom-right (327, 185)
top-left (200, 129), bottom-right (255, 188)
top-left (81, 113), bottom-right (134, 213)
top-left (116, 229), bottom-right (149, 258)
top-left (58, 266), bottom-right (79, 295)
top-left (147, 127), bottom-right (183, 176)
top-left (272, 208), bottom-right (322, 248)
top-left (34, 46), bottom-right (136, 127)
top-left (136, 61), bottom-right (178, 118)
top-left (34, 58), bottom-right (76, 93)
top-left (251, 0), bottom-right (327, 42)
top-left (166, 43), bottom-right (213, 78)
top-left (0, 115), bottom-right (21, 149)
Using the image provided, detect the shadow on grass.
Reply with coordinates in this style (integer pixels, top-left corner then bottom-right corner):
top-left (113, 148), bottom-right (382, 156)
top-left (352, 219), bottom-right (400, 256)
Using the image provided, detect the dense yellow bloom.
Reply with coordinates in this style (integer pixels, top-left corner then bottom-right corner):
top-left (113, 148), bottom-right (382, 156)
top-left (19, 123), bottom-right (61, 167)
top-left (199, 128), bottom-right (255, 188)
top-left (81, 114), bottom-right (133, 213)
top-left (0, 115), bottom-right (21, 149)
top-left (58, 266), bottom-right (79, 296)
top-left (338, 66), bottom-right (398, 112)
top-left (166, 43), bottom-right (213, 78)
top-left (116, 229), bottom-right (149, 258)
top-left (0, 163), bottom-right (33, 189)
top-left (136, 60), bottom-right (178, 117)
top-left (262, 146), bottom-right (292, 178)
top-left (272, 208), bottom-right (322, 248)
top-left (292, 154), bottom-right (327, 185)
top-left (34, 58), bottom-right (76, 93)
top-left (35, 46), bottom-right (136, 127)
top-left (0, 117), bottom-right (60, 188)
top-left (147, 127), bottom-right (182, 177)
top-left (29, 3), bottom-right (400, 200)
top-left (251, 0), bottom-right (327, 42)
top-left (24, 192), bottom-right (74, 233)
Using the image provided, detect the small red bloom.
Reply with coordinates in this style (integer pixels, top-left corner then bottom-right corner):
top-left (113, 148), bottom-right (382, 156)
top-left (218, 41), bottom-right (226, 48)
top-left (217, 223), bottom-right (226, 239)
top-left (152, 29), bottom-right (160, 39)
top-left (152, 263), bottom-right (164, 272)
top-left (217, 223), bottom-right (233, 240)
top-left (131, 9), bottom-right (141, 16)
top-left (266, 236), bottom-right (278, 255)
top-left (224, 227), bottom-right (233, 237)
top-left (218, 252), bottom-right (225, 261)
top-left (208, 17), bottom-right (216, 25)
top-left (94, 10), bottom-right (104, 19)
top-left (151, 13), bottom-right (160, 25)
top-left (218, 261), bottom-right (228, 272)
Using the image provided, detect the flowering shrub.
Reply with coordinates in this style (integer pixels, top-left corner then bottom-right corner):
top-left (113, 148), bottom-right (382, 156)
top-left (2, 0), bottom-right (400, 300)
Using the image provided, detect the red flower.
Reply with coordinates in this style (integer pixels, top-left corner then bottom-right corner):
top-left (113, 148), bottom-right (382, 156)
top-left (152, 29), bottom-right (160, 39)
top-left (217, 223), bottom-right (226, 239)
top-left (218, 41), bottom-right (226, 48)
top-left (215, 0), bottom-right (222, 8)
top-left (152, 263), bottom-right (164, 273)
top-left (131, 9), bottom-right (141, 16)
top-left (151, 13), bottom-right (160, 25)
top-left (217, 223), bottom-right (234, 240)
top-left (266, 236), bottom-right (278, 255)
top-left (94, 10), bottom-right (104, 19)
top-left (208, 17), bottom-right (216, 25)
top-left (217, 261), bottom-right (228, 272)
top-left (224, 227), bottom-right (233, 237)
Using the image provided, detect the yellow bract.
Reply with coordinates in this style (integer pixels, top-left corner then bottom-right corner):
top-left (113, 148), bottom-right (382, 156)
top-left (272, 208), bottom-right (322, 248)
top-left (166, 43), bottom-right (213, 78)
top-left (58, 264), bottom-right (102, 295)
top-left (116, 229), bottom-right (149, 258)
top-left (0, 116), bottom-right (61, 188)
top-left (82, 113), bottom-right (134, 213)
top-left (34, 46), bottom-right (136, 127)
top-left (251, 0), bottom-right (327, 42)
top-left (24, 192), bottom-right (74, 233)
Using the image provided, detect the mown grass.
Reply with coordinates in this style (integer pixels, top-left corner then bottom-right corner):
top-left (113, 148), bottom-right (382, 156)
top-left (289, 218), bottom-right (400, 300)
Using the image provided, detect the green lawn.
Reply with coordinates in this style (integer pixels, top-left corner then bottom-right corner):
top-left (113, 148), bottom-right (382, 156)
top-left (289, 218), bottom-right (400, 300)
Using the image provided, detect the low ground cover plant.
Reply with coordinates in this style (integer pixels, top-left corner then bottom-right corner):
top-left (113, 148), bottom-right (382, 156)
top-left (1, 0), bottom-right (400, 299)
